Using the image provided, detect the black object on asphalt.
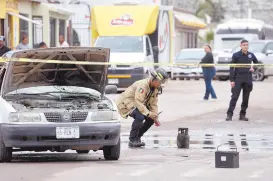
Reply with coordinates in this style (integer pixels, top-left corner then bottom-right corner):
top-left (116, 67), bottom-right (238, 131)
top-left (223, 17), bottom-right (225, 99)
top-left (177, 128), bottom-right (190, 149)
top-left (215, 143), bottom-right (239, 168)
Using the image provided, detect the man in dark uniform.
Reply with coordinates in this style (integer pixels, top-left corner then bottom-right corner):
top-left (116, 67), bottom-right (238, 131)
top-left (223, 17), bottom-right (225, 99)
top-left (226, 39), bottom-right (258, 121)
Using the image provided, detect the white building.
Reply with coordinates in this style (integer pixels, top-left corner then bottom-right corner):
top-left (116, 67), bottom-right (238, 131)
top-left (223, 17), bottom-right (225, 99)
top-left (18, 0), bottom-right (74, 48)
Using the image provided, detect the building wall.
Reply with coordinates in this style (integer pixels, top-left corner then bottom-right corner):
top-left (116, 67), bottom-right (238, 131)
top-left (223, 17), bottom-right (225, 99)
top-left (32, 3), bottom-right (50, 47)
top-left (211, 0), bottom-right (273, 25)
top-left (17, 2), bottom-right (72, 48)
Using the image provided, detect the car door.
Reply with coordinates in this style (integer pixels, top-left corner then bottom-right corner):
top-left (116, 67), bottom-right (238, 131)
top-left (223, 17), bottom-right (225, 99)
top-left (263, 43), bottom-right (273, 75)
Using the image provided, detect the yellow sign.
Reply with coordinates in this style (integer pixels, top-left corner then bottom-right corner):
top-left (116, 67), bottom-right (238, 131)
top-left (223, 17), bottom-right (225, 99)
top-left (0, 1), bottom-right (6, 19)
top-left (92, 5), bottom-right (159, 37)
top-left (6, 0), bottom-right (18, 10)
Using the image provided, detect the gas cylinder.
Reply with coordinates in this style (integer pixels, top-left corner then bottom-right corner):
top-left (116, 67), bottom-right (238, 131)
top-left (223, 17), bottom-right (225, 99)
top-left (177, 128), bottom-right (190, 149)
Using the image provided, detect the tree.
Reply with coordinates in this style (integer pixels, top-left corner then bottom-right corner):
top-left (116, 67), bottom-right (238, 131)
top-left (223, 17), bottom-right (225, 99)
top-left (195, 0), bottom-right (226, 23)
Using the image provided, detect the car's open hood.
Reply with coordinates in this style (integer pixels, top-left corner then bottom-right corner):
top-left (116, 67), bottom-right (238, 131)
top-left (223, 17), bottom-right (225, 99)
top-left (3, 47), bottom-right (110, 96)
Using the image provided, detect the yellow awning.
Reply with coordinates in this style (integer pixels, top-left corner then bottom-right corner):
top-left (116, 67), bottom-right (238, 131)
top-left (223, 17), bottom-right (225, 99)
top-left (41, 3), bottom-right (75, 16)
top-left (174, 11), bottom-right (206, 29)
top-left (7, 11), bottom-right (43, 26)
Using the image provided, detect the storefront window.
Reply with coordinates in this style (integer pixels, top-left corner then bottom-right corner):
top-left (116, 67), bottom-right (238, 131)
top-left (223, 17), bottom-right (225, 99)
top-left (19, 13), bottom-right (29, 42)
top-left (32, 16), bottom-right (43, 48)
top-left (50, 18), bottom-right (56, 47)
top-left (0, 19), bottom-right (4, 36)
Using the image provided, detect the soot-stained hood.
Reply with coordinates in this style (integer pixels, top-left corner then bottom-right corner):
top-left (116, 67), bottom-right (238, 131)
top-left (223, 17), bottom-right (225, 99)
top-left (2, 47), bottom-right (110, 95)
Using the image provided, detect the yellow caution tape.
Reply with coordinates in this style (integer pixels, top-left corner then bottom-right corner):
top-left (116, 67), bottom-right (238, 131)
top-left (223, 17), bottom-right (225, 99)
top-left (0, 57), bottom-right (271, 67)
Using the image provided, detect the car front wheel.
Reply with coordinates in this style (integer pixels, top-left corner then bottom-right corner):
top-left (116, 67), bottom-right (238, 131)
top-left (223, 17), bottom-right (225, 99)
top-left (103, 138), bottom-right (120, 161)
top-left (0, 131), bottom-right (12, 162)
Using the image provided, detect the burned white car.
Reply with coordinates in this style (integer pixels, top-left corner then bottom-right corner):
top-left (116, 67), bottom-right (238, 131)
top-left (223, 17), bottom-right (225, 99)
top-left (0, 47), bottom-right (121, 162)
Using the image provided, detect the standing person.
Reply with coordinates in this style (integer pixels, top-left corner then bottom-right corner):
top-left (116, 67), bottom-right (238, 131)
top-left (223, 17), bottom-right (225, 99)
top-left (58, 34), bottom-right (69, 47)
top-left (116, 68), bottom-right (168, 148)
top-left (0, 36), bottom-right (11, 56)
top-left (226, 39), bottom-right (258, 121)
top-left (16, 34), bottom-right (30, 50)
top-left (200, 45), bottom-right (217, 100)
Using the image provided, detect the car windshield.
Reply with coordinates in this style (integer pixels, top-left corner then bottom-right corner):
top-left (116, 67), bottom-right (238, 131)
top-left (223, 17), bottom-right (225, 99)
top-left (231, 42), bottom-right (265, 53)
top-left (95, 36), bottom-right (143, 53)
top-left (175, 50), bottom-right (205, 62)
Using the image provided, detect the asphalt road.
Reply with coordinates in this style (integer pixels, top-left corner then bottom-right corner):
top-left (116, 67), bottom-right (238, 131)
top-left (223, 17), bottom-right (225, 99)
top-left (1, 78), bottom-right (273, 181)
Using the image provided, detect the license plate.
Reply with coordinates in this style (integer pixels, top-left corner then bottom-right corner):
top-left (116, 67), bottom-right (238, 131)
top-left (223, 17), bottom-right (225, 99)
top-left (56, 127), bottom-right (80, 139)
top-left (108, 79), bottom-right (118, 84)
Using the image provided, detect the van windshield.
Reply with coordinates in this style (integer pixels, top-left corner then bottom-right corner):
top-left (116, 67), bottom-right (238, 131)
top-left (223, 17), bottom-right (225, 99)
top-left (221, 38), bottom-right (243, 50)
top-left (95, 36), bottom-right (143, 53)
top-left (231, 42), bottom-right (265, 53)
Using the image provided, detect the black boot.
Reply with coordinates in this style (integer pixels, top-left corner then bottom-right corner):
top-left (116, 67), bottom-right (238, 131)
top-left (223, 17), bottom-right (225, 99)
top-left (128, 140), bottom-right (142, 148)
top-left (239, 115), bottom-right (249, 121)
top-left (137, 137), bottom-right (145, 147)
top-left (226, 115), bottom-right (232, 121)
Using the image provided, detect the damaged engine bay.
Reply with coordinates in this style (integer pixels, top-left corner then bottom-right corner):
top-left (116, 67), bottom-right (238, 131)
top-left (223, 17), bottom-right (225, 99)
top-left (10, 98), bottom-right (112, 112)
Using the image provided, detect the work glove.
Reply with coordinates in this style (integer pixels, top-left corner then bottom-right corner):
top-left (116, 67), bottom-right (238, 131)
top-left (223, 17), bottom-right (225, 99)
top-left (148, 112), bottom-right (158, 120)
top-left (154, 118), bottom-right (161, 127)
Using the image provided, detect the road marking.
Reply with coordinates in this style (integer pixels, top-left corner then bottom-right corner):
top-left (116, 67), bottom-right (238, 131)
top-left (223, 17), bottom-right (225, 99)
top-left (249, 170), bottom-right (265, 178)
top-left (129, 165), bottom-right (162, 176)
top-left (180, 166), bottom-right (211, 177)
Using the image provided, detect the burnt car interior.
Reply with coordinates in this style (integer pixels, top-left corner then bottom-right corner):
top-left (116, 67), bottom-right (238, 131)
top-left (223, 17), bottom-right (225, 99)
top-left (5, 48), bottom-right (109, 93)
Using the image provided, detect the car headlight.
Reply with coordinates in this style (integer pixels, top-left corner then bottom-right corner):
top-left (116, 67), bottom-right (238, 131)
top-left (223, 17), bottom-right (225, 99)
top-left (90, 111), bottom-right (120, 121)
top-left (9, 112), bottom-right (42, 122)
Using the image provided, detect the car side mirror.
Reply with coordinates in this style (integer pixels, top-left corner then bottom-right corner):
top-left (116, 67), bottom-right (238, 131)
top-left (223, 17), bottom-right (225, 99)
top-left (266, 50), bottom-right (273, 55)
top-left (105, 85), bottom-right (117, 94)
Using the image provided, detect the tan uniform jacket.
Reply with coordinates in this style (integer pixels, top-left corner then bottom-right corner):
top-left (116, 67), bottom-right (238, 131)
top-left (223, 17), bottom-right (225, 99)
top-left (115, 78), bottom-right (159, 118)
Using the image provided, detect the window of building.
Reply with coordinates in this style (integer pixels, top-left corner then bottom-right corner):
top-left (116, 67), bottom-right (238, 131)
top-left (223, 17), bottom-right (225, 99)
top-left (19, 13), bottom-right (29, 42)
top-left (50, 18), bottom-right (56, 47)
top-left (59, 19), bottom-right (65, 37)
top-left (0, 19), bottom-right (4, 36)
top-left (32, 16), bottom-right (43, 48)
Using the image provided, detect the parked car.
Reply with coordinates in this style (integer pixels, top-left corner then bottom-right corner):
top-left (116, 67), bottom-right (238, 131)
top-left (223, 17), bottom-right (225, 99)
top-left (170, 48), bottom-right (205, 80)
top-left (0, 47), bottom-right (121, 162)
top-left (215, 40), bottom-right (273, 81)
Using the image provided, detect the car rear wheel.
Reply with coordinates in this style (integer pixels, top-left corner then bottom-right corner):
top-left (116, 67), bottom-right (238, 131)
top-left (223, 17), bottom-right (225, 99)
top-left (0, 131), bottom-right (12, 162)
top-left (103, 138), bottom-right (120, 160)
top-left (76, 150), bottom-right (90, 154)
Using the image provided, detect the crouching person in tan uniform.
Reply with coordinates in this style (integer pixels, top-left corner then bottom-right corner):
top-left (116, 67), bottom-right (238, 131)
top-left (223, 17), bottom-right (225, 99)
top-left (116, 68), bottom-right (169, 148)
